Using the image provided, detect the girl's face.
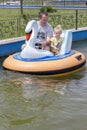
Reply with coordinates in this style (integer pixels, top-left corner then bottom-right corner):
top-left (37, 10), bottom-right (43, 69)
top-left (54, 29), bottom-right (61, 38)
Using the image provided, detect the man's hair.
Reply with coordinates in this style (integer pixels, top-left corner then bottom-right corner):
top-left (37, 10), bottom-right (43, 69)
top-left (38, 12), bottom-right (48, 19)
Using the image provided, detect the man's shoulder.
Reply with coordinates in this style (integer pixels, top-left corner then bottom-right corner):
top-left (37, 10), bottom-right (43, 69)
top-left (47, 23), bottom-right (52, 28)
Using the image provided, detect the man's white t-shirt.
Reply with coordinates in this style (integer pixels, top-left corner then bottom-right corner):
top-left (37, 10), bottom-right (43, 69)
top-left (36, 21), bottom-right (53, 44)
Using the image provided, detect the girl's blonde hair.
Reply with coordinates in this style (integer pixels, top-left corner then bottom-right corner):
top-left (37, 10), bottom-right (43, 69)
top-left (54, 25), bottom-right (62, 34)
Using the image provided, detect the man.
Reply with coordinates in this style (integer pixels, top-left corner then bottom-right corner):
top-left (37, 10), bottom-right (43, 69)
top-left (22, 12), bottom-right (53, 50)
top-left (35, 12), bottom-right (53, 50)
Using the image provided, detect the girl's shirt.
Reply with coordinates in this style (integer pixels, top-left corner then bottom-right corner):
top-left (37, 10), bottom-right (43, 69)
top-left (50, 37), bottom-right (63, 53)
top-left (51, 37), bottom-right (62, 47)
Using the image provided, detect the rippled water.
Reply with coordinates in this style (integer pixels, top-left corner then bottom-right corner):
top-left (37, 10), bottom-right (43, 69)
top-left (0, 40), bottom-right (87, 130)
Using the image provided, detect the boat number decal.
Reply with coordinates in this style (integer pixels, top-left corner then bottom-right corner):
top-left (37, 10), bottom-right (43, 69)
top-left (75, 55), bottom-right (82, 61)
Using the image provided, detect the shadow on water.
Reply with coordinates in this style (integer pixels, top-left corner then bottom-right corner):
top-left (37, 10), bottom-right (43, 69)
top-left (0, 64), bottom-right (86, 100)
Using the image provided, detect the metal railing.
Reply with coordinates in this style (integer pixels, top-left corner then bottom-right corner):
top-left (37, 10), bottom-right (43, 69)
top-left (0, 0), bottom-right (87, 7)
top-left (0, 9), bottom-right (87, 40)
top-left (43, 0), bottom-right (87, 6)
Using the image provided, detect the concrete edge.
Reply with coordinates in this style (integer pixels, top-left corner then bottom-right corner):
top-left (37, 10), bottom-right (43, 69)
top-left (0, 36), bottom-right (25, 45)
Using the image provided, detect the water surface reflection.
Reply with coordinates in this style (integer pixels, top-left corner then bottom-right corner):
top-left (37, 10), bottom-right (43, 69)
top-left (0, 40), bottom-right (87, 130)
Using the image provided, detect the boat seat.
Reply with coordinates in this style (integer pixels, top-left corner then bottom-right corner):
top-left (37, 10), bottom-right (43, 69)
top-left (59, 30), bottom-right (72, 55)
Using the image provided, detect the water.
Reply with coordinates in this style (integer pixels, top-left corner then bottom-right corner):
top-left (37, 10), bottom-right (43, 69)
top-left (0, 40), bottom-right (87, 130)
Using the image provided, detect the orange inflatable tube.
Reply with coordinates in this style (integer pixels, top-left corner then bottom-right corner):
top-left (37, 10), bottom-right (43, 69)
top-left (3, 51), bottom-right (86, 75)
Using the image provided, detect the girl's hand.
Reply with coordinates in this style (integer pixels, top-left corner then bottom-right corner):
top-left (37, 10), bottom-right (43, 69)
top-left (53, 46), bottom-right (58, 50)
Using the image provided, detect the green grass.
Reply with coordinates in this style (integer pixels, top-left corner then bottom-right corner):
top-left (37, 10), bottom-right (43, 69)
top-left (0, 8), bottom-right (86, 19)
top-left (0, 8), bottom-right (87, 40)
top-left (0, 8), bottom-right (40, 19)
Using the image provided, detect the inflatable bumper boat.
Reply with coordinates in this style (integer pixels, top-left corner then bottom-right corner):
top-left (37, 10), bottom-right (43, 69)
top-left (3, 20), bottom-right (86, 76)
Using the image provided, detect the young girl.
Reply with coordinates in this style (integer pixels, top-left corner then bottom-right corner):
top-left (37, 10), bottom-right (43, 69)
top-left (50, 25), bottom-right (63, 55)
